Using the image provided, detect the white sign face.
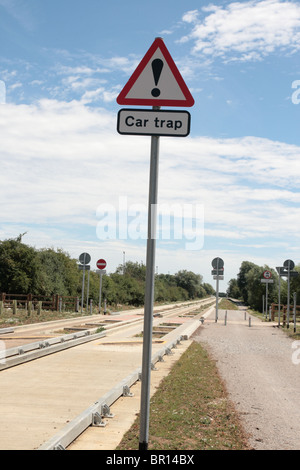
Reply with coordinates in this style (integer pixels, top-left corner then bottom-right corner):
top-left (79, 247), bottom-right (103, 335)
top-left (261, 279), bottom-right (274, 283)
top-left (96, 269), bottom-right (106, 275)
top-left (117, 109), bottom-right (191, 137)
top-left (126, 49), bottom-right (186, 102)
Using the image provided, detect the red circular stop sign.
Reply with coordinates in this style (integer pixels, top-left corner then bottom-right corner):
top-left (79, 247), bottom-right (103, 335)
top-left (97, 259), bottom-right (107, 270)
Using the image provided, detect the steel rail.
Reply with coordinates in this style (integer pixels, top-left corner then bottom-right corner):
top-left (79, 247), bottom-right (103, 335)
top-left (38, 337), bottom-right (183, 450)
top-left (38, 303), bottom-right (215, 451)
top-left (0, 298), bottom-right (213, 371)
top-left (0, 330), bottom-right (106, 371)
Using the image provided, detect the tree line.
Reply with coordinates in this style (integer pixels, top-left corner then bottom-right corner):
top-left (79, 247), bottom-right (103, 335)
top-left (0, 235), bottom-right (215, 308)
top-left (227, 260), bottom-right (300, 311)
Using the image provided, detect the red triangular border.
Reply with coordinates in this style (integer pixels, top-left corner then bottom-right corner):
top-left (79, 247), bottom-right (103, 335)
top-left (116, 38), bottom-right (195, 107)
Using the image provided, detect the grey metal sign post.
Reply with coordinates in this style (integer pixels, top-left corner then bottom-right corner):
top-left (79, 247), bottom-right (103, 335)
top-left (139, 127), bottom-right (160, 451)
top-left (277, 262), bottom-right (298, 327)
top-left (99, 272), bottom-right (103, 313)
top-left (99, 273), bottom-right (102, 313)
top-left (216, 273), bottom-right (219, 323)
top-left (278, 271), bottom-right (281, 326)
top-left (116, 37), bottom-right (194, 452)
top-left (266, 282), bottom-right (269, 320)
top-left (284, 259), bottom-right (294, 328)
top-left (79, 253), bottom-right (91, 314)
top-left (211, 257), bottom-right (224, 323)
top-left (293, 292), bottom-right (297, 333)
top-left (276, 266), bottom-right (284, 326)
top-left (96, 269), bottom-right (106, 314)
top-left (86, 269), bottom-right (90, 313)
top-left (96, 259), bottom-right (107, 314)
top-left (261, 271), bottom-right (273, 320)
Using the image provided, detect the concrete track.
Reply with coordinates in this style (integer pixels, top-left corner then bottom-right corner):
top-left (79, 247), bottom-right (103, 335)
top-left (0, 299), bottom-right (214, 450)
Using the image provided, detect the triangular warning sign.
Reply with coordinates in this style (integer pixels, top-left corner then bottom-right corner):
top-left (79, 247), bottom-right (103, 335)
top-left (116, 38), bottom-right (195, 107)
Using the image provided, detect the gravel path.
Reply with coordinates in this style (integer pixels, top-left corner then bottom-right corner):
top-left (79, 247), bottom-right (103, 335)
top-left (193, 306), bottom-right (300, 450)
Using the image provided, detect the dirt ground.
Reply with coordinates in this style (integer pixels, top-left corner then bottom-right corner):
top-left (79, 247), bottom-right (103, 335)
top-left (193, 306), bottom-right (300, 451)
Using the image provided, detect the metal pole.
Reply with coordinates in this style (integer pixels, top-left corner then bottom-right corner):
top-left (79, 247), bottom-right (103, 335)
top-left (294, 292), bottom-right (297, 333)
top-left (86, 269), bottom-right (90, 313)
top-left (139, 116), bottom-right (160, 452)
top-left (278, 275), bottom-right (281, 327)
top-left (99, 273), bottom-right (103, 314)
top-left (266, 283), bottom-right (268, 320)
top-left (215, 276), bottom-right (219, 322)
top-left (215, 257), bottom-right (219, 322)
top-left (81, 266), bottom-right (85, 314)
top-left (287, 263), bottom-right (291, 328)
top-left (262, 295), bottom-right (265, 318)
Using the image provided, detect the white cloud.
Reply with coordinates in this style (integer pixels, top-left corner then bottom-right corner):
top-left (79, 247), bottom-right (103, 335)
top-left (0, 80), bottom-right (5, 103)
top-left (181, 0), bottom-right (300, 61)
top-left (182, 10), bottom-right (199, 24)
top-left (1, 98), bottom-right (300, 280)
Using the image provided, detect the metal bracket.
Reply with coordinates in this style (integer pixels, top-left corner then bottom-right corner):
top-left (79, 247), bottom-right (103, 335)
top-left (54, 444), bottom-right (65, 450)
top-left (92, 412), bottom-right (107, 427)
top-left (123, 385), bottom-right (134, 397)
top-left (101, 403), bottom-right (114, 419)
top-left (151, 362), bottom-right (157, 371)
top-left (165, 348), bottom-right (174, 355)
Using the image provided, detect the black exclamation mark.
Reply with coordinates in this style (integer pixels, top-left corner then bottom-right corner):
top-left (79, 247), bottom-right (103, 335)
top-left (151, 59), bottom-right (164, 97)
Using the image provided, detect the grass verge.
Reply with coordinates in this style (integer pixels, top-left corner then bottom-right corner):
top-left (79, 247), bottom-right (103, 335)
top-left (117, 340), bottom-right (250, 451)
top-left (218, 298), bottom-right (239, 310)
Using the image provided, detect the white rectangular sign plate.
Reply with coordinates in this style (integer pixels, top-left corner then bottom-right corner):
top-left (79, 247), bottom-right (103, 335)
top-left (96, 269), bottom-right (106, 275)
top-left (117, 109), bottom-right (191, 137)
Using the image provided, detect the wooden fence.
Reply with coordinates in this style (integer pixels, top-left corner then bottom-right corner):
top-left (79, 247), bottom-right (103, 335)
top-left (0, 293), bottom-right (79, 312)
top-left (271, 303), bottom-right (300, 323)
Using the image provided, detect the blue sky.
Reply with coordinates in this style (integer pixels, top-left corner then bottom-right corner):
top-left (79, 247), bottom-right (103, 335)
top-left (1, 0), bottom-right (300, 287)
